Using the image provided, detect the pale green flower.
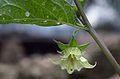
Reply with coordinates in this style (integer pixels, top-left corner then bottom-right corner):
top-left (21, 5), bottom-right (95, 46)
top-left (55, 34), bottom-right (96, 74)
top-left (62, 47), bottom-right (82, 58)
top-left (57, 48), bottom-right (96, 74)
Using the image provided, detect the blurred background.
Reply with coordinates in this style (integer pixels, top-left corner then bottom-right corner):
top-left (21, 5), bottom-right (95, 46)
top-left (0, 0), bottom-right (120, 79)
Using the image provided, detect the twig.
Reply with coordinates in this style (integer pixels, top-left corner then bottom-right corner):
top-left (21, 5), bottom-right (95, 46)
top-left (74, 0), bottom-right (120, 76)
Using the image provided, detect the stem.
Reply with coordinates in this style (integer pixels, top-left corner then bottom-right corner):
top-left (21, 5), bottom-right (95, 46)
top-left (74, 0), bottom-right (120, 76)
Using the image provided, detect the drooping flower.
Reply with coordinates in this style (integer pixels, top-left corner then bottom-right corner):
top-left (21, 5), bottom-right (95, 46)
top-left (54, 35), bottom-right (96, 74)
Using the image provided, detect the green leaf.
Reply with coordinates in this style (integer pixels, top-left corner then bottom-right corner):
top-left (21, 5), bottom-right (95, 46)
top-left (0, 0), bottom-right (80, 26)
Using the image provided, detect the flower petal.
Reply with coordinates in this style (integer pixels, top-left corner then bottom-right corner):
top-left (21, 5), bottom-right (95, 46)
top-left (80, 57), bottom-right (96, 68)
top-left (66, 47), bottom-right (82, 56)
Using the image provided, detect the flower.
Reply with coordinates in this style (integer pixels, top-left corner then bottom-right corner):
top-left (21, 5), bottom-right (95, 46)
top-left (56, 47), bottom-right (96, 74)
top-left (54, 35), bottom-right (96, 74)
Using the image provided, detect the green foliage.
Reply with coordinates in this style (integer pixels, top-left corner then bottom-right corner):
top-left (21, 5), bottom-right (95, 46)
top-left (55, 33), bottom-right (96, 74)
top-left (0, 0), bottom-right (81, 27)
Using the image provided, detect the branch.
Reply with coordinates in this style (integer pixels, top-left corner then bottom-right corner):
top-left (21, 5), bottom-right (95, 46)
top-left (74, 0), bottom-right (120, 76)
